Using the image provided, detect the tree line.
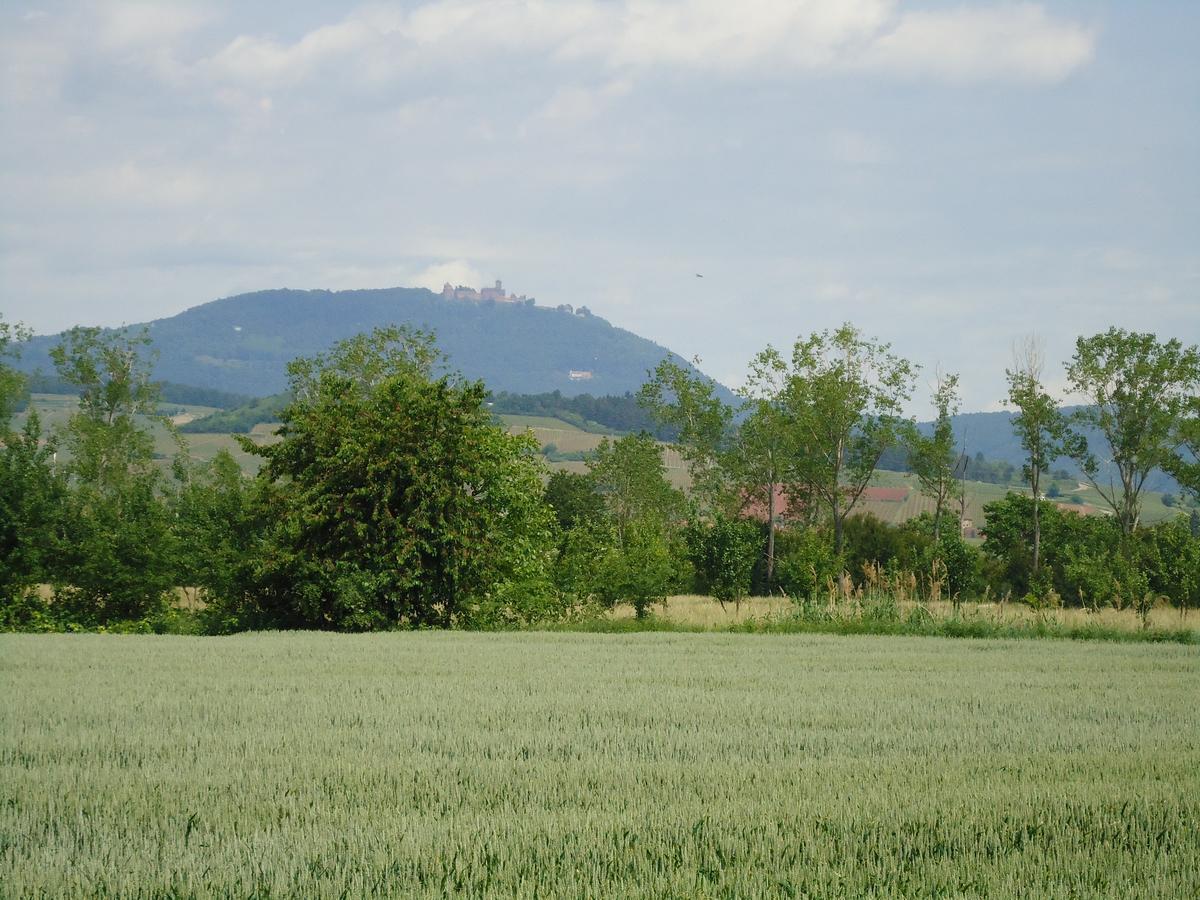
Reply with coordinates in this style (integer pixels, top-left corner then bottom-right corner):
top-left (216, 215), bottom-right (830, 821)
top-left (1, 314), bottom-right (1197, 633)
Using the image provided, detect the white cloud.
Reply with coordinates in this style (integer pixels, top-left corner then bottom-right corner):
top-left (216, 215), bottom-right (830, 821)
top-left (524, 79), bottom-right (633, 131)
top-left (412, 259), bottom-right (485, 291)
top-left (199, 1), bottom-right (1095, 93)
top-left (861, 4), bottom-right (1095, 83)
top-left (208, 19), bottom-right (376, 86)
top-left (96, 2), bottom-right (213, 50)
top-left (605, 0), bottom-right (892, 71)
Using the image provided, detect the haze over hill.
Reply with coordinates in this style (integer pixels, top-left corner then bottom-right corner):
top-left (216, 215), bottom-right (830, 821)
top-left (17, 286), bottom-right (728, 401)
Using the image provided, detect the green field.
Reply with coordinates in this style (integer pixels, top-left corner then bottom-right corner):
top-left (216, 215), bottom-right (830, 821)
top-left (2, 633), bottom-right (1196, 897)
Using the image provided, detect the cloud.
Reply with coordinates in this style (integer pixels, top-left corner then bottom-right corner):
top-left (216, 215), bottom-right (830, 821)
top-left (860, 4), bottom-right (1096, 82)
top-left (199, 1), bottom-right (1095, 94)
top-left (603, 0), bottom-right (893, 71)
top-left (208, 19), bottom-right (377, 86)
top-left (96, 2), bottom-right (213, 50)
top-left (412, 259), bottom-right (485, 291)
top-left (524, 79), bottom-right (633, 131)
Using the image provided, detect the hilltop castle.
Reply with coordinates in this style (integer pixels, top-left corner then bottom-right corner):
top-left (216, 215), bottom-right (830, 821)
top-left (441, 279), bottom-right (533, 304)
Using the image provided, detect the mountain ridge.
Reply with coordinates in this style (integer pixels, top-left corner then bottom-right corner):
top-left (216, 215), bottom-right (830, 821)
top-left (16, 285), bottom-right (730, 402)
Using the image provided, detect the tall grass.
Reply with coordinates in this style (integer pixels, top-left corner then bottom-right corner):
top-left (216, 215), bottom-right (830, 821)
top-left (600, 589), bottom-right (1200, 644)
top-left (2, 632), bottom-right (1197, 897)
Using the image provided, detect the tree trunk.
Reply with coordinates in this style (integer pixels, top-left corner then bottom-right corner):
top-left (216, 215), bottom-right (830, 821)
top-left (833, 494), bottom-right (844, 556)
top-left (766, 481), bottom-right (776, 590)
top-left (1031, 469), bottom-right (1041, 575)
top-left (1032, 498), bottom-right (1040, 575)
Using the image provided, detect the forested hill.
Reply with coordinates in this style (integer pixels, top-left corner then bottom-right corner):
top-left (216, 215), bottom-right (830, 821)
top-left (16, 287), bottom-right (726, 400)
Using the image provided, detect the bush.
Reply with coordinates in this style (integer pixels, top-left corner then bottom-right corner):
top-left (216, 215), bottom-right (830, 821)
top-left (684, 515), bottom-right (762, 609)
top-left (774, 527), bottom-right (842, 600)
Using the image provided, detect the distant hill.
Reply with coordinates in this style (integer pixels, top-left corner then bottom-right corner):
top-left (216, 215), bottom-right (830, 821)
top-left (932, 408), bottom-right (1180, 494)
top-left (16, 286), bottom-right (729, 401)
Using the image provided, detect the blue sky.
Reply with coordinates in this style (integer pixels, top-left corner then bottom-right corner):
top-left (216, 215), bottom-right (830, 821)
top-left (2, 1), bottom-right (1196, 413)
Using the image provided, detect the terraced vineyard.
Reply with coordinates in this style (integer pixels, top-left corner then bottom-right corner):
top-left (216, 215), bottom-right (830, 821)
top-left (2, 632), bottom-right (1196, 897)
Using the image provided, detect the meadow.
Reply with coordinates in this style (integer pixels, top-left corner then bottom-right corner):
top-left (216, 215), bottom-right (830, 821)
top-left (2, 632), bottom-right (1197, 897)
top-left (611, 593), bottom-right (1200, 636)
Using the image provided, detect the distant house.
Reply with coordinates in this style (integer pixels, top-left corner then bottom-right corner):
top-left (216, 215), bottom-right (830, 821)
top-left (568, 370), bottom-right (593, 381)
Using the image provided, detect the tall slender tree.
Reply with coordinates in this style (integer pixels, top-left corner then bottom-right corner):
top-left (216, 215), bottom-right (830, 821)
top-left (908, 371), bottom-right (961, 543)
top-left (1005, 337), bottom-right (1072, 576)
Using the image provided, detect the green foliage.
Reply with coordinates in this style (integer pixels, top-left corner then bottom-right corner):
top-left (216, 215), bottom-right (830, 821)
top-left (222, 327), bottom-right (557, 630)
top-left (0, 412), bottom-right (63, 608)
top-left (0, 316), bottom-right (32, 426)
top-left (762, 324), bottom-right (918, 553)
top-left (839, 513), bottom-right (928, 579)
top-left (54, 477), bottom-right (177, 625)
top-left (683, 514), bottom-right (762, 608)
top-left (1066, 328), bottom-right (1200, 535)
top-left (587, 432), bottom-right (684, 540)
top-left (1134, 518), bottom-right (1200, 613)
top-left (47, 326), bottom-right (178, 625)
top-left (569, 433), bottom-right (688, 617)
top-left (773, 527), bottom-right (842, 600)
top-left (1, 320), bottom-right (64, 609)
top-left (638, 357), bottom-right (734, 510)
top-left (907, 372), bottom-right (961, 541)
top-left (591, 520), bottom-right (678, 619)
top-left (543, 470), bottom-right (605, 532)
top-left (1005, 341), bottom-right (1078, 575)
top-left (171, 450), bottom-right (260, 621)
top-left (977, 493), bottom-right (1190, 611)
top-left (1166, 397), bottom-right (1200, 501)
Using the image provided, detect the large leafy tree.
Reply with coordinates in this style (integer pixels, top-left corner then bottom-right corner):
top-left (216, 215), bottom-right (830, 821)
top-left (235, 327), bottom-right (555, 630)
top-left (0, 317), bottom-right (64, 609)
top-left (1065, 328), bottom-right (1200, 537)
top-left (771, 324), bottom-right (917, 555)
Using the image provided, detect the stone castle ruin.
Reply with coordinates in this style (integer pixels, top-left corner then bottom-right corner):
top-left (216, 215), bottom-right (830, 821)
top-left (441, 280), bottom-right (533, 304)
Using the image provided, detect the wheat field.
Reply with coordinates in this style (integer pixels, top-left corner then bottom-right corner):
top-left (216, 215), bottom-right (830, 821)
top-left (2, 632), bottom-right (1197, 897)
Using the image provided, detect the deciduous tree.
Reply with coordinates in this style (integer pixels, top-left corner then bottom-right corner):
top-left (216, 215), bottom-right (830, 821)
top-left (0, 318), bottom-right (64, 611)
top-left (1065, 328), bottom-right (1200, 536)
top-left (1006, 338), bottom-right (1074, 575)
top-left (49, 326), bottom-right (178, 624)
top-left (908, 371), bottom-right (961, 543)
top-left (233, 327), bottom-right (556, 630)
top-left (770, 324), bottom-right (917, 554)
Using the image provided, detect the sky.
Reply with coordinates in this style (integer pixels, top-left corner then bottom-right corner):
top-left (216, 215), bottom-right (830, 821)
top-left (2, 0), bottom-right (1197, 415)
